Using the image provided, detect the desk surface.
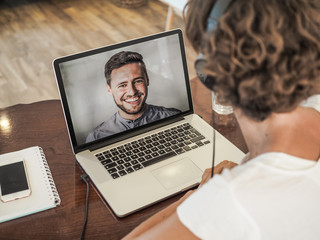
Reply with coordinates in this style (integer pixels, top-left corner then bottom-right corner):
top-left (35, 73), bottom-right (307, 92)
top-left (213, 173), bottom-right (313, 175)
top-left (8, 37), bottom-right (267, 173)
top-left (0, 79), bottom-right (247, 239)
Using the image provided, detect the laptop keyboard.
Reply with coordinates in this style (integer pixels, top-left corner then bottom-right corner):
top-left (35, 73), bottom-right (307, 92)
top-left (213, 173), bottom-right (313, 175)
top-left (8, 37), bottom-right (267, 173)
top-left (95, 123), bottom-right (210, 179)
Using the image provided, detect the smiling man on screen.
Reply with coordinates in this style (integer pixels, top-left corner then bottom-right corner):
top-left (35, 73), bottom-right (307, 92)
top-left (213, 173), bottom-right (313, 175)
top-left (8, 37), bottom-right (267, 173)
top-left (86, 51), bottom-right (181, 143)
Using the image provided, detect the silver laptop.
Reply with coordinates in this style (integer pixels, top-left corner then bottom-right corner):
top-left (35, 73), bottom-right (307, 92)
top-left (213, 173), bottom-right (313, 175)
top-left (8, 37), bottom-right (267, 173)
top-left (53, 29), bottom-right (244, 217)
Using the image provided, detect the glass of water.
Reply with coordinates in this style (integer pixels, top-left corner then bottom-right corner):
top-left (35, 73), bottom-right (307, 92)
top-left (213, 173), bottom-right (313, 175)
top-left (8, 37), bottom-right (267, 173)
top-left (212, 92), bottom-right (233, 115)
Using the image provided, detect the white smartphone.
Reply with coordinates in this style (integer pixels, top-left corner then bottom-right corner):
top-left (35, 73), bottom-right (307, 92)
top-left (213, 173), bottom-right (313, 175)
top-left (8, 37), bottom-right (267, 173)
top-left (0, 160), bottom-right (31, 202)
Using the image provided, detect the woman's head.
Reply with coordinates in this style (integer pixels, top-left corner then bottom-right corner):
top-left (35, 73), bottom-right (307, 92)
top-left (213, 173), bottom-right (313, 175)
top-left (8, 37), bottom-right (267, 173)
top-left (185, 0), bottom-right (320, 121)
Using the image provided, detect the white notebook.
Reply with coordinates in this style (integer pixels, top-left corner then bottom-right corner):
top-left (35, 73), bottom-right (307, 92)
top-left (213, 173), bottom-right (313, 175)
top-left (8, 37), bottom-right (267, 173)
top-left (0, 146), bottom-right (61, 223)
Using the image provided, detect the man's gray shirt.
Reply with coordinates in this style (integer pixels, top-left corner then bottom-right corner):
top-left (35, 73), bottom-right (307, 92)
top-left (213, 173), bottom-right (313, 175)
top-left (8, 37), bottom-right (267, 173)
top-left (86, 104), bottom-right (181, 143)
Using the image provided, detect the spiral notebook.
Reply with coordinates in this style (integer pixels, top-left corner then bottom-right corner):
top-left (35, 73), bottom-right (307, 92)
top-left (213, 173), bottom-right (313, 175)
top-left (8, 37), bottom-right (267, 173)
top-left (0, 146), bottom-right (60, 223)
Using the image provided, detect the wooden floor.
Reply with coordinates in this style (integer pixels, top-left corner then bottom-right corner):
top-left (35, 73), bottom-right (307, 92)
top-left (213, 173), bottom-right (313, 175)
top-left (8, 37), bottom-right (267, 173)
top-left (0, 0), bottom-right (197, 108)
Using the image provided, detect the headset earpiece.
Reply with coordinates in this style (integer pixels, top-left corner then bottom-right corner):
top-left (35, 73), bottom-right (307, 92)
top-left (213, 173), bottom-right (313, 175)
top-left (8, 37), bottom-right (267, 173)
top-left (195, 0), bottom-right (233, 87)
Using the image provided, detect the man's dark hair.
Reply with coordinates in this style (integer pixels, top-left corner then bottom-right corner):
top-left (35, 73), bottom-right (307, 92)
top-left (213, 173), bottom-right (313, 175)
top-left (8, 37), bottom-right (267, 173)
top-left (105, 51), bottom-right (149, 86)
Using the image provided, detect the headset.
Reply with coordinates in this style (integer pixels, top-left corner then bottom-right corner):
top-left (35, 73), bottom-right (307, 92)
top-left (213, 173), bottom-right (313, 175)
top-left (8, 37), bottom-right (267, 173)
top-left (195, 0), bottom-right (233, 87)
top-left (193, 0), bottom-right (233, 178)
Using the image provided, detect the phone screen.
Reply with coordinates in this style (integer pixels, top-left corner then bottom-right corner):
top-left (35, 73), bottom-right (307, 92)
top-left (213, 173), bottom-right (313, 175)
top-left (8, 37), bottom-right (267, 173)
top-left (0, 161), bottom-right (29, 196)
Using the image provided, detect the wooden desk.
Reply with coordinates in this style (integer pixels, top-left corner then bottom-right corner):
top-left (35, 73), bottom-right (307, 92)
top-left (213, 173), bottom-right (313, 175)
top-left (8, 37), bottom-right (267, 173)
top-left (0, 79), bottom-right (247, 239)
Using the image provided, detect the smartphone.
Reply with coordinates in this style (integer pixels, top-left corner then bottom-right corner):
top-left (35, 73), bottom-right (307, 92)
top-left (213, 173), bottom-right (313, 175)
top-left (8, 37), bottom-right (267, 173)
top-left (0, 160), bottom-right (31, 202)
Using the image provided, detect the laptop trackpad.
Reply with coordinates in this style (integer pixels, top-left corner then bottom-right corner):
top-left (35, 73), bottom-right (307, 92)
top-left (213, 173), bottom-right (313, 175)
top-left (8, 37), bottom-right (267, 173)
top-left (151, 158), bottom-right (203, 190)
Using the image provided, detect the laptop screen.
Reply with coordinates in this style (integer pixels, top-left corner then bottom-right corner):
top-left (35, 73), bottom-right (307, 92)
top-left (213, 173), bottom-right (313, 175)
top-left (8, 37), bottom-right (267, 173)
top-left (54, 29), bottom-right (193, 153)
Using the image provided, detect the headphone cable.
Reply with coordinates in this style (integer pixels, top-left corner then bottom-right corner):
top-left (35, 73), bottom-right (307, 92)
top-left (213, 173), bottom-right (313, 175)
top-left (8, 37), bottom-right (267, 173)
top-left (80, 174), bottom-right (90, 240)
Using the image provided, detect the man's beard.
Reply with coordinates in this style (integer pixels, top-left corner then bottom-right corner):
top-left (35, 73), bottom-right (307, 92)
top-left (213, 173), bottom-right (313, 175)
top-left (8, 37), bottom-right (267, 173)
top-left (115, 91), bottom-right (148, 116)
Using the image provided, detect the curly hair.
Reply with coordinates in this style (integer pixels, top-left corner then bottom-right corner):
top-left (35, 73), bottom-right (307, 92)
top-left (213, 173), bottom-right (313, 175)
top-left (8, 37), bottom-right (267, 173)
top-left (185, 0), bottom-right (320, 121)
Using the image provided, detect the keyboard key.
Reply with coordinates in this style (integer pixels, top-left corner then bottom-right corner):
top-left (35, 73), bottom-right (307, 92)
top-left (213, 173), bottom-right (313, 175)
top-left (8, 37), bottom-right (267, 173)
top-left (138, 152), bottom-right (145, 157)
top-left (111, 173), bottom-right (120, 179)
top-left (105, 162), bottom-right (117, 169)
top-left (175, 148), bottom-right (185, 154)
top-left (101, 159), bottom-right (112, 165)
top-left (108, 168), bottom-right (117, 174)
top-left (153, 142), bottom-right (160, 146)
top-left (151, 137), bottom-right (159, 141)
top-left (111, 156), bottom-right (119, 161)
top-left (190, 134), bottom-right (197, 138)
top-left (125, 151), bottom-right (133, 156)
top-left (104, 153), bottom-right (112, 158)
top-left (171, 140), bottom-right (178, 145)
top-left (119, 170), bottom-right (127, 176)
top-left (142, 151), bottom-right (177, 167)
top-left (131, 160), bottom-right (138, 165)
top-left (151, 152), bottom-right (159, 157)
top-left (117, 165), bottom-right (124, 170)
top-left (172, 145), bottom-right (179, 150)
top-left (158, 149), bottom-right (165, 155)
top-left (177, 138), bottom-right (184, 143)
top-left (191, 136), bottom-right (205, 143)
top-left (125, 146), bottom-right (133, 151)
top-left (118, 149), bottom-right (126, 154)
top-left (139, 146), bottom-right (147, 151)
top-left (126, 167), bottom-right (134, 173)
top-left (183, 146), bottom-right (192, 151)
top-left (196, 141), bottom-right (204, 146)
top-left (117, 160), bottom-right (124, 165)
top-left (165, 147), bottom-right (172, 152)
top-left (183, 136), bottom-right (191, 140)
top-left (133, 164), bottom-right (143, 171)
top-left (112, 151), bottom-right (119, 156)
top-left (158, 145), bottom-right (165, 150)
top-left (138, 157), bottom-right (145, 163)
top-left (124, 162), bottom-right (132, 168)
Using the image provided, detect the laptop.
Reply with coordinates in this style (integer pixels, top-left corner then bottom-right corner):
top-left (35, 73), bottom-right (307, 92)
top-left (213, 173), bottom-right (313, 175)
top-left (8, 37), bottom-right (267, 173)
top-left (53, 29), bottom-right (245, 217)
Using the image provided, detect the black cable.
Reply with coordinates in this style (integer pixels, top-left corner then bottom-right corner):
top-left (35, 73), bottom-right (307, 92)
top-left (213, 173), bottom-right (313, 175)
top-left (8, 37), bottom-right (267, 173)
top-left (211, 128), bottom-right (216, 178)
top-left (80, 174), bottom-right (89, 240)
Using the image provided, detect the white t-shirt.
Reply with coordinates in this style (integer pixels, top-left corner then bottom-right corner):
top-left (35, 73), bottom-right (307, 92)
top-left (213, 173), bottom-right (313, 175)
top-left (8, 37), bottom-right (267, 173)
top-left (177, 152), bottom-right (320, 240)
top-left (177, 95), bottom-right (320, 240)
